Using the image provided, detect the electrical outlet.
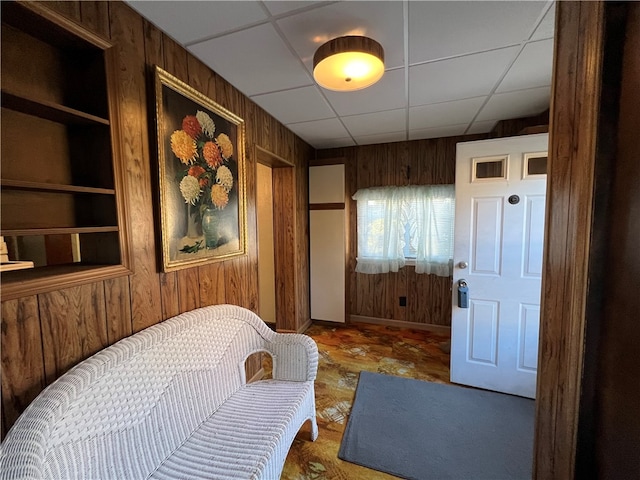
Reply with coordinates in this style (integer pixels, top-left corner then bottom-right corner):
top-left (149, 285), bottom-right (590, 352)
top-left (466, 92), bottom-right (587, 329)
top-left (399, 296), bottom-right (407, 307)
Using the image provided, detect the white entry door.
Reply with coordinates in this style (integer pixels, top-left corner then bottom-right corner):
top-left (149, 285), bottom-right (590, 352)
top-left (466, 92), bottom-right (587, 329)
top-left (450, 133), bottom-right (548, 398)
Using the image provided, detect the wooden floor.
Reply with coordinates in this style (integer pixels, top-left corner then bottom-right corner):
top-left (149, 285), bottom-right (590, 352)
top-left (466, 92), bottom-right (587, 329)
top-left (277, 321), bottom-right (451, 479)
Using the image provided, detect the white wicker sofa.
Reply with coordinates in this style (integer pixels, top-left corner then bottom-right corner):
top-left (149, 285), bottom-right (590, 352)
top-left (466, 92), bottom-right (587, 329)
top-left (0, 304), bottom-right (318, 480)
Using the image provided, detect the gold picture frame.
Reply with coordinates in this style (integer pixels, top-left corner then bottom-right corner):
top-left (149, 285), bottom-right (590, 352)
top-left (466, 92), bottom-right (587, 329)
top-left (154, 66), bottom-right (247, 272)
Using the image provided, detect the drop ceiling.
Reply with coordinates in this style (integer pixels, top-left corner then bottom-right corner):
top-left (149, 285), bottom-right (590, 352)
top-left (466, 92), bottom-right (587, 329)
top-left (127, 1), bottom-right (555, 149)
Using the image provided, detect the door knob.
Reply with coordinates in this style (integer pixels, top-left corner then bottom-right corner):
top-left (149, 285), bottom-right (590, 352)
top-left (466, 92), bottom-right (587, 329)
top-left (458, 261), bottom-right (468, 269)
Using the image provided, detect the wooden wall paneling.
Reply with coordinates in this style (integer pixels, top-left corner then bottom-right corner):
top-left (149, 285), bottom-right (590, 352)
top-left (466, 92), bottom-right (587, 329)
top-left (214, 73), bottom-right (244, 124)
top-left (39, 283), bottom-right (108, 384)
top-left (79, 1), bottom-right (109, 38)
top-left (534, 2), bottom-right (605, 478)
top-left (177, 269), bottom-right (201, 313)
top-left (186, 55), bottom-right (218, 129)
top-left (222, 258), bottom-right (246, 308)
top-left (242, 97), bottom-right (259, 313)
top-left (491, 109), bottom-right (549, 138)
top-left (272, 166), bottom-right (296, 330)
top-left (162, 35), bottom-right (188, 79)
top-left (1, 296), bottom-right (45, 436)
top-left (294, 137), bottom-right (311, 330)
top-left (159, 272), bottom-right (180, 320)
top-left (144, 19), bottom-right (164, 71)
top-left (595, 4), bottom-right (640, 475)
top-left (159, 35), bottom-right (204, 315)
top-left (345, 148), bottom-right (358, 317)
top-left (104, 276), bottom-right (133, 343)
top-left (407, 272), bottom-right (451, 325)
top-left (198, 262), bottom-right (227, 307)
top-left (110, 2), bottom-right (162, 332)
top-left (390, 271), bottom-right (407, 322)
top-left (144, 22), bottom-right (179, 322)
top-left (44, 1), bottom-right (81, 22)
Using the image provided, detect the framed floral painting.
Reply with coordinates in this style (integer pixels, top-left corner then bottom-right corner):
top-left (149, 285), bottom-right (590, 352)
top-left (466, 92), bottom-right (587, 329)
top-left (154, 66), bottom-right (247, 272)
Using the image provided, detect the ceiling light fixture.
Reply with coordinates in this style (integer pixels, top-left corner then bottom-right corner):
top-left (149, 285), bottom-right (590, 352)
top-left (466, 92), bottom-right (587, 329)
top-left (313, 35), bottom-right (385, 92)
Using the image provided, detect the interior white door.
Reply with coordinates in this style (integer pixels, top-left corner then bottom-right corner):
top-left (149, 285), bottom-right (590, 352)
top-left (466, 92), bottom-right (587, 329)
top-left (450, 133), bottom-right (548, 398)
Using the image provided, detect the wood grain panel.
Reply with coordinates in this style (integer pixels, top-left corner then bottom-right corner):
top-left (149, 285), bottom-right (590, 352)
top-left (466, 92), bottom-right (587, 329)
top-left (534, 2), bottom-right (605, 478)
top-left (595, 5), bottom-right (640, 476)
top-left (44, 1), bottom-right (81, 21)
top-left (160, 35), bottom-right (203, 316)
top-left (110, 1), bottom-right (162, 332)
top-left (294, 137), bottom-right (311, 330)
top-left (104, 276), bottom-right (132, 343)
top-left (162, 34), bottom-right (188, 79)
top-left (273, 166), bottom-right (296, 331)
top-left (1, 297), bottom-right (45, 434)
top-left (79, 1), bottom-right (109, 38)
top-left (222, 258), bottom-right (246, 308)
top-left (198, 262), bottom-right (227, 307)
top-left (159, 272), bottom-right (180, 320)
top-left (243, 100), bottom-right (259, 314)
top-left (177, 268), bottom-right (200, 313)
top-left (39, 283), bottom-right (108, 383)
top-left (186, 55), bottom-right (217, 104)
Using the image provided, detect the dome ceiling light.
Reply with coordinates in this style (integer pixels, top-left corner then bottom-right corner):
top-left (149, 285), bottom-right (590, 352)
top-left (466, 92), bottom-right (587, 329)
top-left (313, 35), bottom-right (385, 92)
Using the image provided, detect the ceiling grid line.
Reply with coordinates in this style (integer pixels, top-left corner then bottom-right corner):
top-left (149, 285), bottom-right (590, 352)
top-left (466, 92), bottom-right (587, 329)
top-left (127, 0), bottom-right (554, 149)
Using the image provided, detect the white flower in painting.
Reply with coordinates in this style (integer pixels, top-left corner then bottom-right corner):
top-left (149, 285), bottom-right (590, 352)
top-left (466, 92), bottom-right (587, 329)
top-left (216, 165), bottom-right (233, 192)
top-left (179, 175), bottom-right (201, 205)
top-left (196, 110), bottom-right (215, 138)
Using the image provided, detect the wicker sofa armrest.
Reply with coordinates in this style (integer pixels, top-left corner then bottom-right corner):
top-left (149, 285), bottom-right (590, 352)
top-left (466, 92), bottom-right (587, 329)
top-left (268, 333), bottom-right (319, 382)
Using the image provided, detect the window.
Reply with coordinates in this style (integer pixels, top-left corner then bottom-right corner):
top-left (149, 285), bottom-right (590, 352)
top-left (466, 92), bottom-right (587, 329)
top-left (353, 185), bottom-right (455, 276)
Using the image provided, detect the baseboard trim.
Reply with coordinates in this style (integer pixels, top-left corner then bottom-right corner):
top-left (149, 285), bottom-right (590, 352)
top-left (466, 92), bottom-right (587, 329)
top-left (276, 318), bottom-right (313, 334)
top-left (297, 318), bottom-right (313, 333)
top-left (350, 315), bottom-right (451, 335)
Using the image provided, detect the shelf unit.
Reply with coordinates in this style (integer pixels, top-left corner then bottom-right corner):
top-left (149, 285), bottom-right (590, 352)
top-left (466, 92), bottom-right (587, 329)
top-left (1, 2), bottom-right (131, 301)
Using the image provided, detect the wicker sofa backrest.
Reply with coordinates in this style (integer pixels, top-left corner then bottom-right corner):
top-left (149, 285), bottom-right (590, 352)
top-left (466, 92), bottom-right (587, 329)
top-left (0, 304), bottom-right (310, 480)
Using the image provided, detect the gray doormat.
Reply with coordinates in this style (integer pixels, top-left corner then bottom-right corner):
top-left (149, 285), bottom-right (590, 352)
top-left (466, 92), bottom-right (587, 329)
top-left (338, 371), bottom-right (534, 479)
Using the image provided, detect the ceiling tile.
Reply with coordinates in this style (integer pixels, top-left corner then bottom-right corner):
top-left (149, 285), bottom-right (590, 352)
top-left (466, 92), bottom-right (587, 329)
top-left (341, 109), bottom-right (406, 138)
top-left (263, 1), bottom-right (329, 16)
top-left (409, 47), bottom-right (518, 106)
top-left (408, 1), bottom-right (548, 64)
top-left (496, 39), bottom-right (553, 93)
top-left (476, 86), bottom-right (550, 122)
top-left (127, 1), bottom-right (267, 45)
top-left (188, 23), bottom-right (312, 97)
top-left (467, 120), bottom-right (498, 134)
top-left (322, 69), bottom-right (406, 117)
top-left (409, 97), bottom-right (486, 130)
top-left (285, 118), bottom-right (352, 145)
top-left (531, 3), bottom-right (556, 41)
top-left (409, 124), bottom-right (468, 141)
top-left (251, 86), bottom-right (335, 124)
top-left (276, 1), bottom-right (405, 71)
top-left (354, 131), bottom-right (407, 146)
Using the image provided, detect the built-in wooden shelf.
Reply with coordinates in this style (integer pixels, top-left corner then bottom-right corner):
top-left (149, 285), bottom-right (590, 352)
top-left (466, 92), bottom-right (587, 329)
top-left (1, 90), bottom-right (110, 126)
top-left (1, 179), bottom-right (116, 195)
top-left (1, 1), bottom-right (132, 302)
top-left (0, 263), bottom-right (132, 301)
top-left (1, 226), bottom-right (119, 237)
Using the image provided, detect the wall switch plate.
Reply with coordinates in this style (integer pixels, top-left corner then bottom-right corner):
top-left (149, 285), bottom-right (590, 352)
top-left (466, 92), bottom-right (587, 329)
top-left (399, 296), bottom-right (407, 307)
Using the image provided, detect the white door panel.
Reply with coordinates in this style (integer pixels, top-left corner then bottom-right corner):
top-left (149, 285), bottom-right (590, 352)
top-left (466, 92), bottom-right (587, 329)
top-left (451, 133), bottom-right (548, 398)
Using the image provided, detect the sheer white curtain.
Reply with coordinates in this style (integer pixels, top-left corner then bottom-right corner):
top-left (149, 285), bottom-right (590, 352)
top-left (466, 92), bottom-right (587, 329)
top-left (413, 185), bottom-right (455, 276)
top-left (353, 185), bottom-right (455, 276)
top-left (353, 187), bottom-right (406, 274)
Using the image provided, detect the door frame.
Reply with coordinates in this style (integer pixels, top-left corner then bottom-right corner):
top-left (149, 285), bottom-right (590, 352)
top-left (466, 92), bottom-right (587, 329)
top-left (534, 2), bottom-right (629, 477)
top-left (255, 145), bottom-right (296, 332)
